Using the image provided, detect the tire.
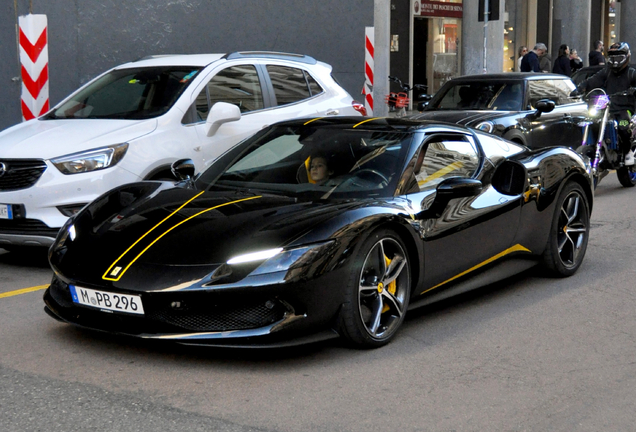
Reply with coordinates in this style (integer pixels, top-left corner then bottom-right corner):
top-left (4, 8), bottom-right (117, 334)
top-left (541, 182), bottom-right (590, 277)
top-left (338, 229), bottom-right (411, 348)
top-left (617, 165), bottom-right (636, 187)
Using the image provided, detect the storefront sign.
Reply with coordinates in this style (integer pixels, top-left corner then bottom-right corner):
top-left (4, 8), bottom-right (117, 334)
top-left (414, 1), bottom-right (463, 18)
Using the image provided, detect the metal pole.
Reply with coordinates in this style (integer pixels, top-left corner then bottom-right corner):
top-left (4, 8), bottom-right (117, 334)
top-left (483, 0), bottom-right (489, 73)
top-left (373, 0), bottom-right (391, 117)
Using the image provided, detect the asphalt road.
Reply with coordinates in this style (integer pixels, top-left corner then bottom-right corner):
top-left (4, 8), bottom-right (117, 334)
top-left (1, 174), bottom-right (635, 432)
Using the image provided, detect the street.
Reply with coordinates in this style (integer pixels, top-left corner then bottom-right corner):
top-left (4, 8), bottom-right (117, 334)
top-left (1, 174), bottom-right (635, 432)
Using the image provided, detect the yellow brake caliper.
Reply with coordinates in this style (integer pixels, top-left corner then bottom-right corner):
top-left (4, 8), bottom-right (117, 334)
top-left (381, 255), bottom-right (397, 313)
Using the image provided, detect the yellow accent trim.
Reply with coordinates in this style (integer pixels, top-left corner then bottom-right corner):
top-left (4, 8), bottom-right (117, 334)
top-left (0, 285), bottom-right (49, 299)
top-left (102, 191), bottom-right (205, 281)
top-left (419, 244), bottom-right (531, 295)
top-left (353, 117), bottom-right (382, 128)
top-left (418, 161), bottom-right (464, 186)
top-left (303, 117), bottom-right (323, 125)
top-left (103, 195), bottom-right (261, 281)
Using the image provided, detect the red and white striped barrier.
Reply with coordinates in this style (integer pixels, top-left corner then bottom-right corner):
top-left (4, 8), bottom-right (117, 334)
top-left (363, 26), bottom-right (374, 116)
top-left (19, 14), bottom-right (49, 121)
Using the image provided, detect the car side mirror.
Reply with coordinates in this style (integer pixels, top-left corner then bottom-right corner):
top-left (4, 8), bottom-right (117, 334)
top-left (171, 158), bottom-right (195, 181)
top-left (526, 99), bottom-right (555, 120)
top-left (206, 102), bottom-right (241, 137)
top-left (415, 177), bottom-right (483, 219)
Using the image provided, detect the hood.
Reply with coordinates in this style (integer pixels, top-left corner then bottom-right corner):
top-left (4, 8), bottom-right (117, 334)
top-left (51, 183), bottom-right (363, 290)
top-left (412, 110), bottom-right (513, 126)
top-left (0, 118), bottom-right (157, 159)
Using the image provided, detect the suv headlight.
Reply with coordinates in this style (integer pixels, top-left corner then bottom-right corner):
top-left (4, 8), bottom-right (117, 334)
top-left (475, 121), bottom-right (495, 133)
top-left (51, 143), bottom-right (128, 175)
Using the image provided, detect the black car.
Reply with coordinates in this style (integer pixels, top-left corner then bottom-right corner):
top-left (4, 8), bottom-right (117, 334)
top-left (44, 117), bottom-right (593, 348)
top-left (411, 73), bottom-right (588, 150)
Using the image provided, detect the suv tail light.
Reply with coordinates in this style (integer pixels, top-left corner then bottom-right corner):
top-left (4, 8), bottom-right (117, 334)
top-left (352, 101), bottom-right (367, 116)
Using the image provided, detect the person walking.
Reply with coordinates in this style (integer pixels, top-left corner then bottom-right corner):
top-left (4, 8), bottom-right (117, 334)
top-left (540, 50), bottom-right (552, 73)
top-left (589, 40), bottom-right (605, 66)
top-left (517, 46), bottom-right (528, 71)
top-left (520, 43), bottom-right (547, 72)
top-left (570, 48), bottom-right (583, 73)
top-left (553, 44), bottom-right (572, 76)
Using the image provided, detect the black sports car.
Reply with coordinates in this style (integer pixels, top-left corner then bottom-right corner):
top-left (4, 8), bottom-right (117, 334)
top-left (412, 73), bottom-right (588, 150)
top-left (44, 117), bottom-right (594, 348)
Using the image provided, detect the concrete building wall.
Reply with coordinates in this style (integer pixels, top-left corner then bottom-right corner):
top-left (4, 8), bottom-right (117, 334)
top-left (461, 0), bottom-right (504, 75)
top-left (1, 1), bottom-right (374, 131)
top-left (552, 0), bottom-right (591, 69)
top-left (619, 0), bottom-right (636, 51)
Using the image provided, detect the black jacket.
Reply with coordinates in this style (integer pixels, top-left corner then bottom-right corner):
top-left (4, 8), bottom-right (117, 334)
top-left (553, 55), bottom-right (571, 76)
top-left (578, 66), bottom-right (636, 114)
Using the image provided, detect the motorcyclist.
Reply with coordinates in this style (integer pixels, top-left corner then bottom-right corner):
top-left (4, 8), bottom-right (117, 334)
top-left (571, 42), bottom-right (636, 165)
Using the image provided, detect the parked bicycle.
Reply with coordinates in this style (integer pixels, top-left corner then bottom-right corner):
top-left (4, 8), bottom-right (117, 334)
top-left (384, 76), bottom-right (429, 117)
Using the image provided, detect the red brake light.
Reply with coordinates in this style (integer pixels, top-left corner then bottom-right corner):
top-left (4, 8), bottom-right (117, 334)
top-left (352, 101), bottom-right (367, 116)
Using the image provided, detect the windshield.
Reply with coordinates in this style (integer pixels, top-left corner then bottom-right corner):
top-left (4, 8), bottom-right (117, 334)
top-left (195, 125), bottom-right (414, 200)
top-left (44, 66), bottom-right (201, 120)
top-left (427, 81), bottom-right (524, 111)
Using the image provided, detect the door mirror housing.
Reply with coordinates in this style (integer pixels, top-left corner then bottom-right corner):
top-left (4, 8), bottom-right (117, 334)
top-left (415, 177), bottom-right (483, 219)
top-left (206, 102), bottom-right (241, 137)
top-left (171, 158), bottom-right (196, 181)
top-left (526, 99), bottom-right (555, 120)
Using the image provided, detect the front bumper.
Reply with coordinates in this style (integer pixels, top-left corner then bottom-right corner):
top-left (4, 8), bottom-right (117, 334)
top-left (43, 274), bottom-right (343, 347)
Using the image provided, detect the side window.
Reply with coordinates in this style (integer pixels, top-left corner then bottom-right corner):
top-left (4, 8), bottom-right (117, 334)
top-left (413, 134), bottom-right (480, 192)
top-left (194, 65), bottom-right (264, 121)
top-left (305, 71), bottom-right (324, 96)
top-left (266, 65), bottom-right (311, 105)
top-left (527, 80), bottom-right (558, 108)
top-left (552, 79), bottom-right (576, 105)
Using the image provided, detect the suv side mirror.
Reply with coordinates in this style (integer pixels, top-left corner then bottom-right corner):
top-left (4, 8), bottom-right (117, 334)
top-left (206, 102), bottom-right (241, 137)
top-left (171, 158), bottom-right (195, 181)
top-left (415, 177), bottom-right (483, 219)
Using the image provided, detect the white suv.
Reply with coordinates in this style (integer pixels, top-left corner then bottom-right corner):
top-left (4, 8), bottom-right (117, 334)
top-left (0, 51), bottom-right (365, 248)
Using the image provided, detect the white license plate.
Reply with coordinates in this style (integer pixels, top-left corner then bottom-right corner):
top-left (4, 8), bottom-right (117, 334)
top-left (69, 285), bottom-right (145, 315)
top-left (0, 204), bottom-right (12, 220)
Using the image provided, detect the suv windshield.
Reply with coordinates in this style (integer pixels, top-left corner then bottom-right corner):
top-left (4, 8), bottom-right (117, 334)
top-left (427, 81), bottom-right (524, 111)
top-left (196, 125), bottom-right (413, 200)
top-left (44, 66), bottom-right (202, 120)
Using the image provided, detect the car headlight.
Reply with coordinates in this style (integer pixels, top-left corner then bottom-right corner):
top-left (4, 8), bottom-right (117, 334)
top-left (227, 241), bottom-right (336, 277)
top-left (51, 143), bottom-right (128, 175)
top-left (475, 121), bottom-right (495, 133)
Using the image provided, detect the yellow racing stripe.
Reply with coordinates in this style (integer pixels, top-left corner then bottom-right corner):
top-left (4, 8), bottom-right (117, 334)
top-left (419, 244), bottom-right (531, 295)
top-left (0, 285), bottom-right (49, 299)
top-left (103, 195), bottom-right (261, 281)
top-left (303, 117), bottom-right (323, 125)
top-left (353, 117), bottom-right (382, 128)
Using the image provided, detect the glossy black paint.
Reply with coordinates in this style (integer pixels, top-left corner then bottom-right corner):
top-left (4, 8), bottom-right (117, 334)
top-left (44, 117), bottom-right (594, 347)
top-left (411, 73), bottom-right (588, 150)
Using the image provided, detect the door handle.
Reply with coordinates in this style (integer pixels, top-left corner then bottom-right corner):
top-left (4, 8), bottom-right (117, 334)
top-left (325, 109), bottom-right (340, 115)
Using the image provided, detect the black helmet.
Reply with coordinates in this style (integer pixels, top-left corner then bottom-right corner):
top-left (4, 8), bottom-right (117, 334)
top-left (607, 42), bottom-right (631, 72)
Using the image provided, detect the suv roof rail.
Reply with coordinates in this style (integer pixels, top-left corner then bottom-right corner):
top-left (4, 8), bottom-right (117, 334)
top-left (134, 54), bottom-right (178, 61)
top-left (223, 51), bottom-right (317, 65)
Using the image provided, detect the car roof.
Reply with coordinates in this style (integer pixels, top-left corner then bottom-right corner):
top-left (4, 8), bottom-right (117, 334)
top-left (451, 72), bottom-right (572, 81)
top-left (113, 51), bottom-right (319, 69)
top-left (272, 115), bottom-right (471, 133)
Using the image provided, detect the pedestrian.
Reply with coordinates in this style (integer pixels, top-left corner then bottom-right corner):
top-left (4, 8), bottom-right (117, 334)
top-left (520, 43), bottom-right (547, 72)
top-left (589, 40), bottom-right (605, 66)
top-left (540, 50), bottom-right (551, 73)
top-left (552, 44), bottom-right (572, 76)
top-left (517, 46), bottom-right (528, 71)
top-left (570, 48), bottom-right (583, 73)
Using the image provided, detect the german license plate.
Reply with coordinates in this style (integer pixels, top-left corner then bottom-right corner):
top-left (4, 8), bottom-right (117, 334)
top-left (69, 285), bottom-right (145, 315)
top-left (0, 204), bottom-right (12, 220)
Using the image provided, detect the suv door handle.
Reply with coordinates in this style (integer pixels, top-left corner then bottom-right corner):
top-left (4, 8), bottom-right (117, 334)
top-left (325, 109), bottom-right (340, 115)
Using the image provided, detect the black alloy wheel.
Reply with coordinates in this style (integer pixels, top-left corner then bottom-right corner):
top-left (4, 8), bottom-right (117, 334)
top-left (617, 146), bottom-right (636, 187)
top-left (541, 182), bottom-right (590, 276)
top-left (339, 229), bottom-right (411, 348)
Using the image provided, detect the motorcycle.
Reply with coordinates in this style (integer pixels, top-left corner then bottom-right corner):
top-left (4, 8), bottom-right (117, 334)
top-left (575, 88), bottom-right (636, 188)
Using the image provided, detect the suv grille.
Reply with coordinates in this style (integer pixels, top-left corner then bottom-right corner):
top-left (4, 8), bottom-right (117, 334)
top-left (0, 159), bottom-right (47, 191)
top-left (0, 219), bottom-right (59, 237)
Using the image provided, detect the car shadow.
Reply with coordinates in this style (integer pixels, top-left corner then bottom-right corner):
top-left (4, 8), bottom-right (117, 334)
top-left (0, 247), bottom-right (50, 268)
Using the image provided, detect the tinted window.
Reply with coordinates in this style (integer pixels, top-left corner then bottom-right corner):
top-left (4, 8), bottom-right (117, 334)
top-left (430, 82), bottom-right (524, 111)
top-left (552, 79), bottom-right (576, 105)
top-left (195, 65), bottom-right (264, 120)
top-left (267, 65), bottom-right (311, 105)
top-left (305, 71), bottom-right (324, 96)
top-left (45, 66), bottom-right (201, 120)
top-left (527, 80), bottom-right (558, 108)
top-left (410, 134), bottom-right (480, 192)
